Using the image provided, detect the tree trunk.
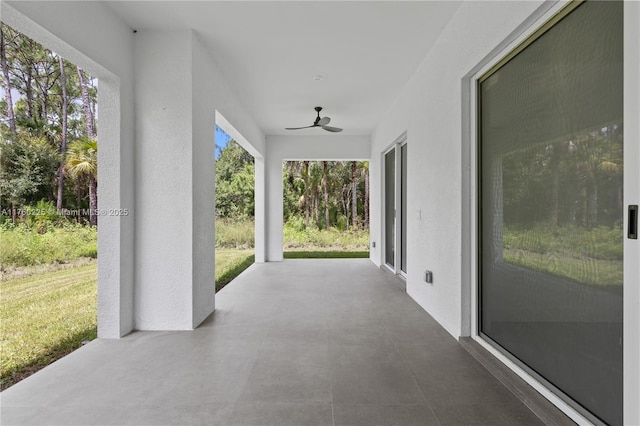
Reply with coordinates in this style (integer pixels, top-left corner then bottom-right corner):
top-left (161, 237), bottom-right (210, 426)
top-left (351, 161), bottom-right (358, 229)
top-left (342, 188), bottom-right (349, 231)
top-left (56, 56), bottom-right (68, 211)
top-left (88, 174), bottom-right (97, 226)
top-left (549, 146), bottom-right (560, 237)
top-left (303, 161), bottom-right (310, 228)
top-left (0, 27), bottom-right (16, 134)
top-left (322, 161), bottom-right (330, 229)
top-left (587, 180), bottom-right (598, 229)
top-left (364, 167), bottom-right (369, 228)
top-left (313, 185), bottom-right (319, 225)
top-left (77, 67), bottom-right (96, 139)
top-left (25, 69), bottom-right (34, 119)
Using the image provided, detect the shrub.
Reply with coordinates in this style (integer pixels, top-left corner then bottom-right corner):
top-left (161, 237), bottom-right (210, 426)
top-left (0, 224), bottom-right (97, 267)
top-left (25, 200), bottom-right (60, 232)
top-left (286, 216), bottom-right (306, 232)
top-left (283, 221), bottom-right (369, 251)
top-left (215, 218), bottom-right (255, 249)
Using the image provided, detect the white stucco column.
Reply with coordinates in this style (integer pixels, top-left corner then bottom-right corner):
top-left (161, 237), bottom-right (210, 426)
top-left (266, 152), bottom-right (285, 261)
top-left (134, 30), bottom-right (215, 330)
top-left (254, 156), bottom-right (267, 263)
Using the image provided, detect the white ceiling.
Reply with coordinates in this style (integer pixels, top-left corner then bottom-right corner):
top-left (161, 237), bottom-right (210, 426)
top-left (106, 1), bottom-right (462, 136)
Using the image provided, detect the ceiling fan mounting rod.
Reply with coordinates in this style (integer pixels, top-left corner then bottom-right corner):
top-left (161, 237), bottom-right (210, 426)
top-left (313, 106), bottom-right (322, 125)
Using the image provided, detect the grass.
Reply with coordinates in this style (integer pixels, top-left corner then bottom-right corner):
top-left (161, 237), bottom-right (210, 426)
top-left (503, 248), bottom-right (622, 286)
top-left (283, 224), bottom-right (369, 251)
top-left (503, 224), bottom-right (623, 286)
top-left (0, 261), bottom-right (98, 390)
top-left (215, 248), bottom-right (254, 292)
top-left (216, 218), bottom-right (254, 249)
top-left (284, 251), bottom-right (369, 259)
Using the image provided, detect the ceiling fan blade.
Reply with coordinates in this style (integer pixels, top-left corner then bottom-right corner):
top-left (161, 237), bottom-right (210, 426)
top-left (317, 116), bottom-right (330, 126)
top-left (322, 125), bottom-right (343, 133)
top-left (285, 125), bottom-right (315, 130)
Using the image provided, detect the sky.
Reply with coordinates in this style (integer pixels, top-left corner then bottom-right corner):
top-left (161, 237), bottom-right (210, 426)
top-left (215, 125), bottom-right (232, 159)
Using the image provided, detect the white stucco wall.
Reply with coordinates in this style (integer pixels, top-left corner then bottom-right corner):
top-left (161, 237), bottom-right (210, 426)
top-left (3, 1), bottom-right (136, 338)
top-left (371, 1), bottom-right (640, 422)
top-left (265, 135), bottom-right (370, 261)
top-left (134, 31), bottom-right (195, 330)
top-left (370, 1), bottom-right (546, 338)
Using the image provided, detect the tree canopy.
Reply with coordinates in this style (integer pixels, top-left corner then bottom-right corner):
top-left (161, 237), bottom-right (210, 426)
top-left (0, 23), bottom-right (97, 223)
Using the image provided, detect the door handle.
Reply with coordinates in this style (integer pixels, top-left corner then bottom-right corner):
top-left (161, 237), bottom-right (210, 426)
top-left (629, 205), bottom-right (638, 239)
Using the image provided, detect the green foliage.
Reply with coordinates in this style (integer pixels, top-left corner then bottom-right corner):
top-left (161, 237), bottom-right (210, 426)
top-left (65, 137), bottom-right (97, 178)
top-left (215, 218), bottom-right (254, 249)
top-left (503, 223), bottom-right (622, 261)
top-left (282, 161), bottom-right (369, 230)
top-left (503, 223), bottom-right (622, 286)
top-left (1, 23), bottom-right (98, 216)
top-left (283, 221), bottom-right (369, 251)
top-left (286, 215), bottom-right (306, 233)
top-left (24, 200), bottom-right (60, 231)
top-left (0, 134), bottom-right (60, 207)
top-left (0, 224), bottom-right (97, 267)
top-left (216, 141), bottom-right (254, 218)
top-left (502, 123), bottom-right (623, 229)
top-left (284, 251), bottom-right (369, 259)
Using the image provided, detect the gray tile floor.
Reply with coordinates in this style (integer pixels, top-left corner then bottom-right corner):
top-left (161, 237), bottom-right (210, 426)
top-left (1, 259), bottom-right (547, 425)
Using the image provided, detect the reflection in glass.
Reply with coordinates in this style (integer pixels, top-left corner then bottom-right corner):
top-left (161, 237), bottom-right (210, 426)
top-left (479, 2), bottom-right (623, 424)
top-left (401, 144), bottom-right (408, 274)
top-left (385, 149), bottom-right (395, 267)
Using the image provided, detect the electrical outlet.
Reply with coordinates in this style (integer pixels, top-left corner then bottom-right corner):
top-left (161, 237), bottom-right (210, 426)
top-left (424, 270), bottom-right (433, 283)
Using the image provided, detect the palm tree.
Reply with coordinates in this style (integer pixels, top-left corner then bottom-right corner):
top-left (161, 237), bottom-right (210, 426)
top-left (65, 137), bottom-right (97, 226)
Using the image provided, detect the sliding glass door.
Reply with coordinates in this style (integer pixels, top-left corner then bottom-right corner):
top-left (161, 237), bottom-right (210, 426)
top-left (400, 143), bottom-right (407, 274)
top-left (384, 149), bottom-right (395, 268)
top-left (478, 2), bottom-right (623, 424)
top-left (384, 138), bottom-right (407, 275)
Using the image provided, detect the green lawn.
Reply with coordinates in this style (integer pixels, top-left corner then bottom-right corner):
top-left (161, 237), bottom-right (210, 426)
top-left (284, 251), bottom-right (369, 259)
top-left (503, 248), bottom-right (622, 286)
top-left (0, 261), bottom-right (98, 390)
top-left (215, 248), bottom-right (254, 292)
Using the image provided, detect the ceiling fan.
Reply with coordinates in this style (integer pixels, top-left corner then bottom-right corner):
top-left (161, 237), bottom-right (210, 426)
top-left (285, 106), bottom-right (343, 133)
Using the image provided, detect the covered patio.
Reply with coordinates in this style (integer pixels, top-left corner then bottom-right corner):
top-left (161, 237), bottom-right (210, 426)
top-left (1, 260), bottom-right (568, 425)
top-left (1, 0), bottom-right (638, 424)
